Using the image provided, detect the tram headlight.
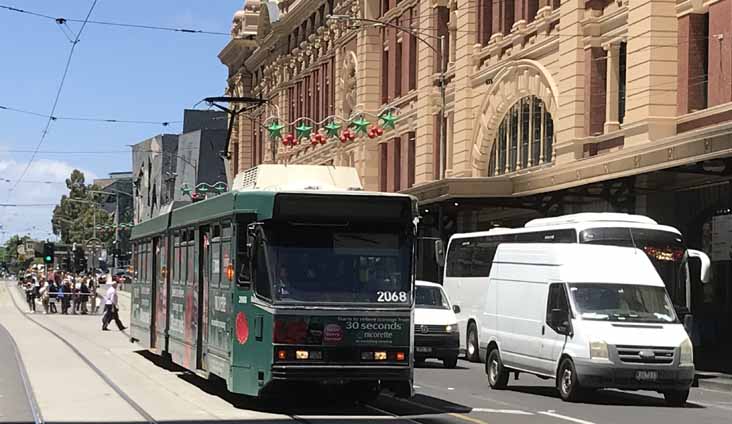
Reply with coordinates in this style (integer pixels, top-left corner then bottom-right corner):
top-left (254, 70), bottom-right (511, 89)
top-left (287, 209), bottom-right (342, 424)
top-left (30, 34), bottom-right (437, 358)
top-left (296, 350), bottom-right (309, 360)
top-left (374, 351), bottom-right (387, 361)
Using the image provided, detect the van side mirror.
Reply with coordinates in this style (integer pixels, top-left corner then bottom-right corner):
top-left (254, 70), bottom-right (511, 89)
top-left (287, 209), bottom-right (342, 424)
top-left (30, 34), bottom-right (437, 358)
top-left (683, 313), bottom-right (694, 337)
top-left (687, 249), bottom-right (710, 283)
top-left (550, 308), bottom-right (571, 335)
top-left (434, 239), bottom-right (445, 267)
top-left (452, 304), bottom-right (461, 314)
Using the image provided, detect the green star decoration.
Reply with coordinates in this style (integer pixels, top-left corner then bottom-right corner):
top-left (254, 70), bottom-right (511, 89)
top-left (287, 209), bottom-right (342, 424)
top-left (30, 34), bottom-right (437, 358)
top-left (351, 116), bottom-right (370, 134)
top-left (379, 110), bottom-right (397, 130)
top-left (295, 122), bottom-right (313, 139)
top-left (266, 121), bottom-right (285, 139)
top-left (324, 120), bottom-right (342, 137)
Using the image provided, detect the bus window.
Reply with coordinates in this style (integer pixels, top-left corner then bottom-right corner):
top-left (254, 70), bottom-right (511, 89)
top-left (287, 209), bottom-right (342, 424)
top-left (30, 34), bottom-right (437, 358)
top-left (446, 240), bottom-right (474, 277)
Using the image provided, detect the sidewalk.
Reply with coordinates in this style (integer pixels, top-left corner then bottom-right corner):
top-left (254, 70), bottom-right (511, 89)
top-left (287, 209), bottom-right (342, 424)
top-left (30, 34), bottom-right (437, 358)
top-left (1, 281), bottom-right (284, 423)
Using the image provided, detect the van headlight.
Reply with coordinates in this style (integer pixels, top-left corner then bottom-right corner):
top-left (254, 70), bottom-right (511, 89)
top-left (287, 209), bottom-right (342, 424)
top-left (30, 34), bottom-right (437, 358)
top-left (590, 340), bottom-right (609, 360)
top-left (680, 338), bottom-right (694, 366)
top-left (446, 324), bottom-right (458, 333)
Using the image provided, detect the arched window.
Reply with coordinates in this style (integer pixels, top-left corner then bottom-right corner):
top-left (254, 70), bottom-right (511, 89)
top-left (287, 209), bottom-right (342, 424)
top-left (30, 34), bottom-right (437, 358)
top-left (488, 96), bottom-right (554, 176)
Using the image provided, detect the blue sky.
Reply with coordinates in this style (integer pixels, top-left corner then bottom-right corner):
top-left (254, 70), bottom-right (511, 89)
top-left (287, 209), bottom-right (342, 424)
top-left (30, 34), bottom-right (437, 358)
top-left (0, 0), bottom-right (240, 241)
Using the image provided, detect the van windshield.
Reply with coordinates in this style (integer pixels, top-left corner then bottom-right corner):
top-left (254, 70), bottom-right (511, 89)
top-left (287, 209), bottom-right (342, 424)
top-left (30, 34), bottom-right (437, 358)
top-left (568, 283), bottom-right (678, 323)
top-left (415, 285), bottom-right (450, 309)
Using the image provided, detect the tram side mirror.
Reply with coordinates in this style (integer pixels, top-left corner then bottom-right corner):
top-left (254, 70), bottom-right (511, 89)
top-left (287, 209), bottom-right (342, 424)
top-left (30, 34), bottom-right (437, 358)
top-left (434, 239), bottom-right (445, 267)
top-left (687, 249), bottom-right (711, 283)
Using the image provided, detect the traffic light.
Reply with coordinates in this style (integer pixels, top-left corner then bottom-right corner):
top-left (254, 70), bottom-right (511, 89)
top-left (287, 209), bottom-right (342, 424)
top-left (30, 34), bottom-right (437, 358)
top-left (43, 242), bottom-right (55, 264)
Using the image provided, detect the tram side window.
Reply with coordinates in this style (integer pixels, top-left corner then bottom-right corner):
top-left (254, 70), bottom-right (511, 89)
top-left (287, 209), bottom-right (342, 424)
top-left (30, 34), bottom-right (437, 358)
top-left (186, 230), bottom-right (196, 286)
top-left (221, 223), bottom-right (232, 288)
top-left (174, 233), bottom-right (181, 285)
top-left (236, 223), bottom-right (251, 286)
top-left (211, 238), bottom-right (221, 289)
top-left (254, 241), bottom-right (271, 299)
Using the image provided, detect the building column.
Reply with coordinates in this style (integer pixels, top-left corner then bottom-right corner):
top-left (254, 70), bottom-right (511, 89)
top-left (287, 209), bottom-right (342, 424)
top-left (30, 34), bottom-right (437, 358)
top-left (414, 1), bottom-right (438, 183)
top-left (624, 0), bottom-right (678, 145)
top-left (708, 0), bottom-right (732, 106)
top-left (555, 0), bottom-right (586, 162)
top-left (604, 43), bottom-right (620, 133)
top-left (357, 1), bottom-right (382, 190)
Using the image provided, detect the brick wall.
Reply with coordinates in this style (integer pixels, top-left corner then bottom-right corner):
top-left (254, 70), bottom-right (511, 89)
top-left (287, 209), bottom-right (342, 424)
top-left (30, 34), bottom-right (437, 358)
top-left (678, 13), bottom-right (708, 114)
top-left (708, 0), bottom-right (732, 107)
top-left (584, 47), bottom-right (607, 136)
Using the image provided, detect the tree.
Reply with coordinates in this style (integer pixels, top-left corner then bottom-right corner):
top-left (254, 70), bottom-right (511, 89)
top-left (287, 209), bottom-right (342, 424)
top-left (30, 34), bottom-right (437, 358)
top-left (51, 170), bottom-right (114, 246)
top-left (3, 234), bottom-right (33, 273)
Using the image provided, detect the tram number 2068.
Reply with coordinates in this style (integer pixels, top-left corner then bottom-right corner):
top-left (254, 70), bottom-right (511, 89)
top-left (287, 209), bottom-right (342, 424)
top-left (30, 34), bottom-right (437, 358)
top-left (377, 291), bottom-right (408, 302)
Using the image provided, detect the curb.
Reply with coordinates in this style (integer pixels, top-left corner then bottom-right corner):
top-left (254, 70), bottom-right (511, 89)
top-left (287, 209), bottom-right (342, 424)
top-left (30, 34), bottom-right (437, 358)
top-left (696, 373), bottom-right (732, 393)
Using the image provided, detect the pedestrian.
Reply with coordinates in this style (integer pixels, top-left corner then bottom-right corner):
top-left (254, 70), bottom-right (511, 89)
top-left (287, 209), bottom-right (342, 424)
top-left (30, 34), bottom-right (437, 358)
top-left (48, 279), bottom-right (58, 314)
top-left (102, 281), bottom-right (126, 331)
top-left (89, 279), bottom-right (97, 314)
top-left (24, 277), bottom-right (36, 312)
top-left (59, 279), bottom-right (70, 314)
top-left (80, 278), bottom-right (90, 315)
top-left (40, 281), bottom-right (50, 314)
top-left (72, 277), bottom-right (81, 314)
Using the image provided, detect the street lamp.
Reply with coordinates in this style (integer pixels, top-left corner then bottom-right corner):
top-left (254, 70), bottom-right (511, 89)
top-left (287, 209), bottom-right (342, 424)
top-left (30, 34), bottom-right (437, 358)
top-left (328, 14), bottom-right (449, 179)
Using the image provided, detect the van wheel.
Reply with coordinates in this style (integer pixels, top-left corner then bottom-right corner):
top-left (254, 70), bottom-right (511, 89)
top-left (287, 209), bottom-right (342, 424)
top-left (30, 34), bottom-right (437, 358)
top-left (663, 390), bottom-right (689, 407)
top-left (443, 355), bottom-right (458, 369)
top-left (466, 323), bottom-right (480, 362)
top-left (486, 349), bottom-right (509, 389)
top-left (557, 358), bottom-right (582, 402)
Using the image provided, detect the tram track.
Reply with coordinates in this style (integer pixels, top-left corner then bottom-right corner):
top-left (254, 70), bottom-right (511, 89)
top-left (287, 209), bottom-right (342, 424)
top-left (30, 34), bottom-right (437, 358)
top-left (0, 321), bottom-right (44, 424)
top-left (6, 283), bottom-right (158, 424)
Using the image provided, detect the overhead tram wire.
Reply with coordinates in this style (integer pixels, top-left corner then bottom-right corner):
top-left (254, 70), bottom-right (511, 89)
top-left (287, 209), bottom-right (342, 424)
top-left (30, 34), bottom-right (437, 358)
top-left (0, 4), bottom-right (229, 36)
top-left (0, 105), bottom-right (180, 127)
top-left (8, 0), bottom-right (99, 194)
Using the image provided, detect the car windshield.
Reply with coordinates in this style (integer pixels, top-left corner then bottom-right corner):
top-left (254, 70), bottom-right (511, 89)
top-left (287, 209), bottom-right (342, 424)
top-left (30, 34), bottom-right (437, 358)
top-left (569, 283), bottom-right (678, 323)
top-left (415, 285), bottom-right (450, 309)
top-left (265, 223), bottom-right (413, 304)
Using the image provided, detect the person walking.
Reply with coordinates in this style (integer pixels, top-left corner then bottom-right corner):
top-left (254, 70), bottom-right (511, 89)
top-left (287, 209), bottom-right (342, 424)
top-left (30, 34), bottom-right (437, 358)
top-left (40, 281), bottom-right (49, 314)
top-left (102, 281), bottom-right (126, 331)
top-left (24, 277), bottom-right (36, 313)
top-left (59, 280), bottom-right (70, 314)
top-left (72, 277), bottom-right (81, 314)
top-left (48, 280), bottom-right (58, 313)
top-left (80, 279), bottom-right (90, 315)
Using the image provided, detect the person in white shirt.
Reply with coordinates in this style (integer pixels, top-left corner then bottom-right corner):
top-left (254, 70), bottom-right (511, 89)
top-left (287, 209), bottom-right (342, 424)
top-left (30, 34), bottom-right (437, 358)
top-left (102, 281), bottom-right (126, 331)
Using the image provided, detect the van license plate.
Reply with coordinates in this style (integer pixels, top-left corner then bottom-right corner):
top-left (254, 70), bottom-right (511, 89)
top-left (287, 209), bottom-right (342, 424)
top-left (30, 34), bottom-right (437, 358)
top-left (635, 370), bottom-right (658, 382)
top-left (416, 347), bottom-right (432, 353)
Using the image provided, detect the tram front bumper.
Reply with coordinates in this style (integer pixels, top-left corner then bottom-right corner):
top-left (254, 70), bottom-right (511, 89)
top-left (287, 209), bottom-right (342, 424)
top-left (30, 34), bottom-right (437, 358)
top-left (271, 364), bottom-right (411, 383)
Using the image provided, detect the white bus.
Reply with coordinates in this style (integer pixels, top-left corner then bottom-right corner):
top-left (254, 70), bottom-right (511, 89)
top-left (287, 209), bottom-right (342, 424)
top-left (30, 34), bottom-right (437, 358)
top-left (442, 212), bottom-right (711, 362)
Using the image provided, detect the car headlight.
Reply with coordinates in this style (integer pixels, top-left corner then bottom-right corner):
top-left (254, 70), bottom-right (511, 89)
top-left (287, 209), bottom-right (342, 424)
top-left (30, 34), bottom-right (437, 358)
top-left (590, 340), bottom-right (609, 360)
top-left (680, 338), bottom-right (694, 366)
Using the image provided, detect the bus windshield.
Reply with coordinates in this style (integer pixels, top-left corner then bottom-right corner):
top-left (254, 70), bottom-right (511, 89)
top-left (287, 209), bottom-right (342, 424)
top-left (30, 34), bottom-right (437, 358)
top-left (264, 223), bottom-right (413, 305)
top-left (569, 283), bottom-right (678, 323)
top-left (579, 227), bottom-right (688, 309)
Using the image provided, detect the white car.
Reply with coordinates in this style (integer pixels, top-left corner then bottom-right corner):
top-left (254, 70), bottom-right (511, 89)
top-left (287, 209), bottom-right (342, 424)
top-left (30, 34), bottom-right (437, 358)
top-left (414, 280), bottom-right (460, 368)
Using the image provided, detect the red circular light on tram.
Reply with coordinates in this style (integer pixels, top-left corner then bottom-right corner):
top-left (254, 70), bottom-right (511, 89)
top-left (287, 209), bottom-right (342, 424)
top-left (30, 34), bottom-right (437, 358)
top-left (236, 312), bottom-right (249, 344)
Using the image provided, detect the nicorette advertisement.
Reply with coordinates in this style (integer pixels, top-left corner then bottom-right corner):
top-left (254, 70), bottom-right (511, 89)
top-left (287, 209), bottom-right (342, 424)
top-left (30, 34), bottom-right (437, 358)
top-left (274, 315), bottom-right (410, 346)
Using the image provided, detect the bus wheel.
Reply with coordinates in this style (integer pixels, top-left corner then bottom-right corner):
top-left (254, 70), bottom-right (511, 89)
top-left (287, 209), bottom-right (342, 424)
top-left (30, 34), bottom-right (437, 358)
top-left (466, 323), bottom-right (480, 362)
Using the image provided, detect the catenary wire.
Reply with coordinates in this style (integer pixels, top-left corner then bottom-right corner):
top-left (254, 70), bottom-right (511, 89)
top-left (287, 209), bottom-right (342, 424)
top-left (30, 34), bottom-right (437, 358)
top-left (8, 0), bottom-right (99, 194)
top-left (0, 3), bottom-right (229, 36)
top-left (0, 105), bottom-right (180, 126)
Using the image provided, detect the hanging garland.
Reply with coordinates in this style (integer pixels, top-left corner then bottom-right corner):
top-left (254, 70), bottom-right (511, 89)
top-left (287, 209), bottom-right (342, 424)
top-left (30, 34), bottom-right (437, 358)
top-left (265, 106), bottom-right (400, 149)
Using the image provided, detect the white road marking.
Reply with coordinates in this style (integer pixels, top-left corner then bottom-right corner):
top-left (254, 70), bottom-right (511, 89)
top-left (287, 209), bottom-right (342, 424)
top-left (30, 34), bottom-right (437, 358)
top-left (693, 400), bottom-right (732, 412)
top-left (538, 410), bottom-right (596, 424)
top-left (472, 408), bottom-right (534, 415)
top-left (413, 385), bottom-right (421, 389)
top-left (296, 414), bottom-right (442, 420)
top-left (448, 387), bottom-right (455, 390)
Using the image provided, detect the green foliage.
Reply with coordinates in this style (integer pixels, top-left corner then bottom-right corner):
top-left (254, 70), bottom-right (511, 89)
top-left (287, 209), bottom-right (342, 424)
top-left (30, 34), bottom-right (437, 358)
top-left (2, 234), bottom-right (33, 272)
top-left (51, 169), bottom-right (114, 246)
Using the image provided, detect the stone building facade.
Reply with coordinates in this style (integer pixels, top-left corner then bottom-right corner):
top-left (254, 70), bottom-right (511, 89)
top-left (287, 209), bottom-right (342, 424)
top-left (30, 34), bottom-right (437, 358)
top-left (222, 0), bottom-right (732, 373)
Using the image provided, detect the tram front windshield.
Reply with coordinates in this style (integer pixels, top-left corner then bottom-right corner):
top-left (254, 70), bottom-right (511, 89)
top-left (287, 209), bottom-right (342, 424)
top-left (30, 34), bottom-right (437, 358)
top-left (579, 227), bottom-right (688, 309)
top-left (264, 223), bottom-right (413, 305)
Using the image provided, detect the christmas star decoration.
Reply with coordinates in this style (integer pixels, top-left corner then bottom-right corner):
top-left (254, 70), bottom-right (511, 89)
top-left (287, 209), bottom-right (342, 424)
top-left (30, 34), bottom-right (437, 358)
top-left (379, 110), bottom-right (397, 130)
top-left (266, 121), bottom-right (285, 139)
top-left (324, 120), bottom-right (342, 137)
top-left (351, 116), bottom-right (370, 135)
top-left (295, 122), bottom-right (313, 139)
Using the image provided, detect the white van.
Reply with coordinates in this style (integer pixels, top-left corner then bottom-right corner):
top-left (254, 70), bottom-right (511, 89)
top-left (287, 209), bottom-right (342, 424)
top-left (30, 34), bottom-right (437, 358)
top-left (445, 243), bottom-right (695, 405)
top-left (414, 280), bottom-right (460, 368)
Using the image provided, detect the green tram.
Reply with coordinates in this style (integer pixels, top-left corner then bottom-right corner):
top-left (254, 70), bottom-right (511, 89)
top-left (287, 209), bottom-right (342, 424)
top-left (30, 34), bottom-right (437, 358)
top-left (129, 169), bottom-right (418, 398)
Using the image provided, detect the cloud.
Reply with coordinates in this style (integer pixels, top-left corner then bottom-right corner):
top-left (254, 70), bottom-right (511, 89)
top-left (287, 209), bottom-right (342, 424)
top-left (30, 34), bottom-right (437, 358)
top-left (0, 155), bottom-right (97, 242)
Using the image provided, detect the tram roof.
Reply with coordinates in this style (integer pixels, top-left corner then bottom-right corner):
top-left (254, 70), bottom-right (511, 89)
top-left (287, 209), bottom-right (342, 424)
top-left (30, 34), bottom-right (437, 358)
top-left (131, 188), bottom-right (416, 240)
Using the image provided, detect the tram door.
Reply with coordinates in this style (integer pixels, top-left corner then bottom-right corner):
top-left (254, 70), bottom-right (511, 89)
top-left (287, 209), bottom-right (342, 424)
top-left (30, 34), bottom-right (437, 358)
top-left (197, 227), bottom-right (210, 370)
top-left (152, 235), bottom-right (169, 353)
top-left (150, 237), bottom-right (159, 349)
